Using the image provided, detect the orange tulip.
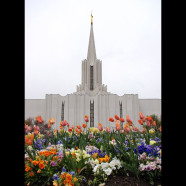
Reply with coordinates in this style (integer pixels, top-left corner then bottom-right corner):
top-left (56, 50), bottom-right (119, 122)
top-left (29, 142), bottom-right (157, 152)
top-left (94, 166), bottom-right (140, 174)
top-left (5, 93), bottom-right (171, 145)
top-left (30, 133), bottom-right (34, 141)
top-left (71, 124), bottom-right (74, 129)
top-left (152, 121), bottom-right (156, 126)
top-left (109, 117), bottom-right (114, 122)
top-left (61, 172), bottom-right (66, 179)
top-left (36, 116), bottom-right (43, 124)
top-left (115, 115), bottom-right (120, 120)
top-left (146, 116), bottom-right (153, 123)
top-left (48, 118), bottom-right (55, 125)
top-left (77, 125), bottom-right (81, 129)
top-left (98, 123), bottom-right (103, 131)
top-left (39, 162), bottom-right (45, 169)
top-left (59, 125), bottom-right (63, 129)
top-left (159, 126), bottom-right (161, 132)
top-left (138, 119), bottom-right (143, 125)
top-left (106, 127), bottom-right (110, 133)
top-left (82, 123), bottom-right (87, 128)
top-left (126, 115), bottom-right (131, 122)
top-left (32, 160), bottom-right (39, 166)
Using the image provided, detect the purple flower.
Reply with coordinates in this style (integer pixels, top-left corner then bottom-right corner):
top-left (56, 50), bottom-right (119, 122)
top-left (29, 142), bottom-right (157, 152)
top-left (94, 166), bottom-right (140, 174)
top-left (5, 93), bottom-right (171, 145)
top-left (145, 165), bottom-right (152, 171)
top-left (69, 171), bottom-right (75, 177)
top-left (50, 161), bottom-right (57, 167)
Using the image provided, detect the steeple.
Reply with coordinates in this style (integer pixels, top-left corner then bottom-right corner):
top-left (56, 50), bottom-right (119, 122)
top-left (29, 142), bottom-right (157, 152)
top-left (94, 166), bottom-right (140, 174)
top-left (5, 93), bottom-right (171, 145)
top-left (87, 13), bottom-right (96, 64)
top-left (76, 13), bottom-right (107, 95)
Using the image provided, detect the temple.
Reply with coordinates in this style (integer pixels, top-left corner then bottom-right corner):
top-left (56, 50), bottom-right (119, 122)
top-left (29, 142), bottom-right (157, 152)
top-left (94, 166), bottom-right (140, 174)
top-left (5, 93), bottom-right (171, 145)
top-left (25, 15), bottom-right (161, 130)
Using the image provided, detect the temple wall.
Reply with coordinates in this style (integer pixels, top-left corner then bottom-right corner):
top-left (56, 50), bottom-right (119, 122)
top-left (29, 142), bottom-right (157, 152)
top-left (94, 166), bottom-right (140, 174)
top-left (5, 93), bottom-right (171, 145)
top-left (139, 99), bottom-right (161, 119)
top-left (25, 99), bottom-right (46, 120)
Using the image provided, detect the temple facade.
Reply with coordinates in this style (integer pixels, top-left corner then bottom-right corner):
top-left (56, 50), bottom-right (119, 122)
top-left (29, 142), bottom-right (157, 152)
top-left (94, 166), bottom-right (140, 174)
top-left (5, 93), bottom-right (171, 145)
top-left (25, 16), bottom-right (161, 130)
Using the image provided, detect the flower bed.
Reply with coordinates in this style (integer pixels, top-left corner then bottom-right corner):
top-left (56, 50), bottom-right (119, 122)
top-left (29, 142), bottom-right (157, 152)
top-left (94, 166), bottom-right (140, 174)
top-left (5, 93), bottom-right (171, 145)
top-left (25, 113), bottom-right (161, 185)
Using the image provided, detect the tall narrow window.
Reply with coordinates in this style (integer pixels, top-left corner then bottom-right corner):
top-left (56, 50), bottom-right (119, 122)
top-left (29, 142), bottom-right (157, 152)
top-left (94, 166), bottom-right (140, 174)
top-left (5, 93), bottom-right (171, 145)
top-left (120, 102), bottom-right (123, 128)
top-left (90, 100), bottom-right (94, 127)
top-left (90, 66), bottom-right (93, 90)
top-left (61, 101), bottom-right (64, 121)
top-left (120, 102), bottom-right (123, 118)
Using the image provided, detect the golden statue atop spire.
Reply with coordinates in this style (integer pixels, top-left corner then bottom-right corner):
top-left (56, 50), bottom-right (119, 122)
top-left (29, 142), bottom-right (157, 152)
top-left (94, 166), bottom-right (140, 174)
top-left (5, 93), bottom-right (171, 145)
top-left (91, 12), bottom-right (93, 24)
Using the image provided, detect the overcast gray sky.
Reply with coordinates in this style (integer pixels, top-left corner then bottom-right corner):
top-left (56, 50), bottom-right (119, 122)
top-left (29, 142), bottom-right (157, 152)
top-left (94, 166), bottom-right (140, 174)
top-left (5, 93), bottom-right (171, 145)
top-left (25, 0), bottom-right (161, 99)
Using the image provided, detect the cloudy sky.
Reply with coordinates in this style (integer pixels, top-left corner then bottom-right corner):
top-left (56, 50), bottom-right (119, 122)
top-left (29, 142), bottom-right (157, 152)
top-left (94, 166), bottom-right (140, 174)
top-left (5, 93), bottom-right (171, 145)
top-left (25, 0), bottom-right (161, 99)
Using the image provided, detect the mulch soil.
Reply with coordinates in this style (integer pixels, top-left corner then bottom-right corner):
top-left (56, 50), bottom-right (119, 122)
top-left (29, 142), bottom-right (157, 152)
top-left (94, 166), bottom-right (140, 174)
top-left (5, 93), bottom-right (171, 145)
top-left (82, 171), bottom-right (161, 186)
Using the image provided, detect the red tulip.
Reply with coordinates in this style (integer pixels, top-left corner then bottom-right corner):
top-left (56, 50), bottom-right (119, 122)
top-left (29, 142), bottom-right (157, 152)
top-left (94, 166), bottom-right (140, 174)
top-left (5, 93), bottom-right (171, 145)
top-left (109, 117), bottom-right (114, 122)
top-left (115, 115), bottom-right (120, 120)
top-left (68, 128), bottom-right (72, 132)
top-left (84, 115), bottom-right (89, 122)
top-left (146, 116), bottom-right (152, 123)
top-left (119, 118), bottom-right (125, 123)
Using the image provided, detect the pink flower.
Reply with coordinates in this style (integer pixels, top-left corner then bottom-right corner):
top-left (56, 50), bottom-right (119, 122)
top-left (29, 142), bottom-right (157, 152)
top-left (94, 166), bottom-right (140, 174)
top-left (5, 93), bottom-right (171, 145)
top-left (28, 126), bottom-right (31, 131)
top-left (147, 121), bottom-right (151, 127)
top-left (116, 123), bottom-right (121, 131)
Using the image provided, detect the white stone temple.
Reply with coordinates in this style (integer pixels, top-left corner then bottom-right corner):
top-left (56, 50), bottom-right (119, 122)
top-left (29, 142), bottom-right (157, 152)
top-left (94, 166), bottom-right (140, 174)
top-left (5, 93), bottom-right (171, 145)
top-left (25, 15), bottom-right (161, 130)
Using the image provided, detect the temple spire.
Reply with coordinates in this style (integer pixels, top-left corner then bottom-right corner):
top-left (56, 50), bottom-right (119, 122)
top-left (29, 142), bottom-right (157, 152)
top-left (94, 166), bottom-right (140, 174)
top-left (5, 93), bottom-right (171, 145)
top-left (87, 13), bottom-right (96, 64)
